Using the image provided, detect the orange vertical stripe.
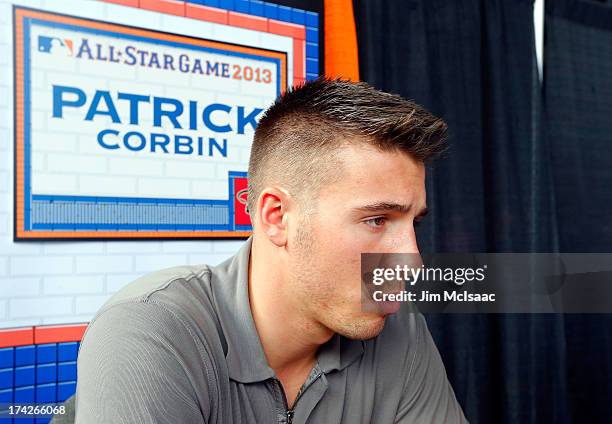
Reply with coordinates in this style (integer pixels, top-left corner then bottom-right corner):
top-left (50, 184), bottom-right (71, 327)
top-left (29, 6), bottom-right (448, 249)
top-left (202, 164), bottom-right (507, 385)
top-left (324, 0), bottom-right (360, 81)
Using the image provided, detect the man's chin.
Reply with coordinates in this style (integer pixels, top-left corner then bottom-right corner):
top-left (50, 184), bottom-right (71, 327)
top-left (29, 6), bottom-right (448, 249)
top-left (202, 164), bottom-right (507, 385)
top-left (336, 314), bottom-right (388, 341)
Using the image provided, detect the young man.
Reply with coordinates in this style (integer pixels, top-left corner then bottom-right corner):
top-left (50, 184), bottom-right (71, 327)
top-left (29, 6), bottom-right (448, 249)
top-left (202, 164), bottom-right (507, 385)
top-left (75, 78), bottom-right (467, 423)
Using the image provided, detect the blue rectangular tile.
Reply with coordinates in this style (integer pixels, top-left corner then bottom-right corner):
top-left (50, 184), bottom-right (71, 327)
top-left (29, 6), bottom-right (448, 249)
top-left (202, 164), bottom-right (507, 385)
top-left (52, 223), bottom-right (75, 231)
top-left (306, 11), bottom-right (318, 27)
top-left (291, 8), bottom-right (305, 25)
top-left (306, 73), bottom-right (319, 81)
top-left (57, 343), bottom-right (78, 362)
top-left (306, 58), bottom-right (319, 74)
top-left (57, 381), bottom-right (76, 402)
top-left (36, 345), bottom-right (56, 365)
top-left (15, 366), bottom-right (35, 387)
top-left (250, 0), bottom-right (264, 16)
top-left (14, 385), bottom-right (34, 403)
top-left (306, 42), bottom-right (319, 59)
top-left (15, 346), bottom-right (35, 367)
top-left (219, 0), bottom-right (235, 11)
top-left (235, 0), bottom-right (249, 13)
top-left (36, 418), bottom-right (52, 424)
top-left (0, 349), bottom-right (13, 368)
top-left (263, 2), bottom-right (277, 19)
top-left (306, 27), bottom-right (318, 43)
top-left (36, 364), bottom-right (56, 385)
top-left (0, 368), bottom-right (11, 390)
top-left (36, 383), bottom-right (56, 403)
top-left (278, 5), bottom-right (291, 22)
top-left (203, 0), bottom-right (220, 7)
top-left (57, 362), bottom-right (76, 383)
top-left (187, 0), bottom-right (206, 5)
top-left (0, 388), bottom-right (12, 403)
top-left (14, 418), bottom-right (35, 424)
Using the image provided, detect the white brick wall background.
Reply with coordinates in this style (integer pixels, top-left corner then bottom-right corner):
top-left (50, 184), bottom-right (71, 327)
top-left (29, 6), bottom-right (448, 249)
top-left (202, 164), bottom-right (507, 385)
top-left (0, 0), bottom-right (295, 328)
top-left (0, 238), bottom-right (243, 328)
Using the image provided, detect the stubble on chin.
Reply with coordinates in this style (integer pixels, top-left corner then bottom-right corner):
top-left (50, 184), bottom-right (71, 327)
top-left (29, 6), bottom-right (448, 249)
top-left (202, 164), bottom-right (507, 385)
top-left (330, 312), bottom-right (387, 341)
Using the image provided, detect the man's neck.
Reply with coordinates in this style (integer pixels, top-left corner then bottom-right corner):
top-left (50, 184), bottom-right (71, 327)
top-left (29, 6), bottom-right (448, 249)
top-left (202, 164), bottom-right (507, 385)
top-left (248, 237), bottom-right (333, 376)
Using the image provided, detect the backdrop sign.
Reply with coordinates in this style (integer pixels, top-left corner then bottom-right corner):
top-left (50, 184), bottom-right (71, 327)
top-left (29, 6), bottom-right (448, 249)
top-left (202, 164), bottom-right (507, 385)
top-left (13, 6), bottom-right (301, 239)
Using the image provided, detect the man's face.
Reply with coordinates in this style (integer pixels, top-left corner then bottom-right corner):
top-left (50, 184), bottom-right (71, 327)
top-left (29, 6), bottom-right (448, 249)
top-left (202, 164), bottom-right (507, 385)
top-left (287, 142), bottom-right (427, 340)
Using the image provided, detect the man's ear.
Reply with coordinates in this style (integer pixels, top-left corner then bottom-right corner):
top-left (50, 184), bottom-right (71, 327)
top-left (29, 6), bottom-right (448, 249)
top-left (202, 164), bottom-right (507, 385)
top-left (255, 187), bottom-right (292, 247)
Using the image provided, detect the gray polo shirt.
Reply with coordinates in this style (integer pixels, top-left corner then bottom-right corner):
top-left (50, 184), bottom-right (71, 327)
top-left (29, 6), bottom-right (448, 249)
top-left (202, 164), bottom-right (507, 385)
top-left (75, 238), bottom-right (467, 423)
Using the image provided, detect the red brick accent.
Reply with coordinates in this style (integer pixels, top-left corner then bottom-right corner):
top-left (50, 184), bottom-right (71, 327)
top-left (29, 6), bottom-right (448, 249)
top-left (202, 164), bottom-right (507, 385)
top-left (268, 19), bottom-right (305, 40)
top-left (103, 0), bottom-right (139, 7)
top-left (0, 327), bottom-right (34, 348)
top-left (139, 0), bottom-right (185, 17)
top-left (293, 38), bottom-right (305, 79)
top-left (228, 11), bottom-right (268, 32)
top-left (185, 3), bottom-right (228, 25)
top-left (34, 324), bottom-right (88, 344)
top-left (292, 77), bottom-right (305, 88)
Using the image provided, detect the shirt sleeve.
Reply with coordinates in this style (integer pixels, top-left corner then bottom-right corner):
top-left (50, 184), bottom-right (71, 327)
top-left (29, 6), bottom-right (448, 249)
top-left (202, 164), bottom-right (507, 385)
top-left (394, 314), bottom-right (469, 424)
top-left (75, 300), bottom-right (210, 424)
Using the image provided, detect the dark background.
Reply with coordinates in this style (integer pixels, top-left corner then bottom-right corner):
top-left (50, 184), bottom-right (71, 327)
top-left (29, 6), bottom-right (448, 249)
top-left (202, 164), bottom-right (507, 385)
top-left (353, 0), bottom-right (612, 422)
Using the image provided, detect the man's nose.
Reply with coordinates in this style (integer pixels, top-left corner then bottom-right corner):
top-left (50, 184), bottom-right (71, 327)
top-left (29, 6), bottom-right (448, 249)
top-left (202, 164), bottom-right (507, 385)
top-left (389, 227), bottom-right (420, 255)
top-left (380, 228), bottom-right (422, 270)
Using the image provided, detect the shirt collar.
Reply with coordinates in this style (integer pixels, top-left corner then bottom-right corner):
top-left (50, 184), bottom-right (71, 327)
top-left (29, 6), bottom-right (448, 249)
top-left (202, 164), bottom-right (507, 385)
top-left (210, 236), bottom-right (364, 383)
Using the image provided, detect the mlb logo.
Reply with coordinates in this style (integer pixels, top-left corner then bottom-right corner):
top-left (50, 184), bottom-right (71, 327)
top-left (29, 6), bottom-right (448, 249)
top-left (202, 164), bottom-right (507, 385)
top-left (38, 35), bottom-right (73, 55)
top-left (232, 176), bottom-right (251, 228)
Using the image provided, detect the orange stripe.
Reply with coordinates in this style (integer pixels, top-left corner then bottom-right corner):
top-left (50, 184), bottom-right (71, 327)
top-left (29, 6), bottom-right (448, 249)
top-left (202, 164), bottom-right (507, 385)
top-left (0, 327), bottom-right (34, 348)
top-left (268, 19), bottom-right (305, 40)
top-left (324, 0), bottom-right (360, 80)
top-left (34, 324), bottom-right (88, 344)
top-left (281, 54), bottom-right (287, 91)
top-left (228, 11), bottom-right (268, 32)
top-left (293, 38), bottom-right (305, 79)
top-left (0, 325), bottom-right (90, 347)
top-left (15, 10), bottom-right (25, 238)
top-left (140, 0), bottom-right (186, 17)
top-left (185, 3), bottom-right (228, 25)
top-left (103, 0), bottom-right (139, 7)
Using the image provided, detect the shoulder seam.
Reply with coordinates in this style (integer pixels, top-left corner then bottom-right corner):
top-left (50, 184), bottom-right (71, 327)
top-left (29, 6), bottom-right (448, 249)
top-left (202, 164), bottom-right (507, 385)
top-left (80, 268), bottom-right (211, 351)
top-left (141, 269), bottom-right (201, 301)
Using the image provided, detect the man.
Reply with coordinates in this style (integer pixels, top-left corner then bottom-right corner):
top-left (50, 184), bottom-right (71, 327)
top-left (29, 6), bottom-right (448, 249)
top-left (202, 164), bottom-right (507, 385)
top-left (75, 78), bottom-right (467, 423)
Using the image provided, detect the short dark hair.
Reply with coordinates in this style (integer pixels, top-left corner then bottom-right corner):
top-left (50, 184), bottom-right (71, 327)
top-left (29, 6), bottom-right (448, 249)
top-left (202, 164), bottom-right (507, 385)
top-left (247, 77), bottom-right (447, 217)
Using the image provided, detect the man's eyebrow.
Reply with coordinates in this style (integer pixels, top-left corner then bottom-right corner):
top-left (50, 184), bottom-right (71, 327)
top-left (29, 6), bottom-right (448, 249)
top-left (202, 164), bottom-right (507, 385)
top-left (353, 202), bottom-right (428, 216)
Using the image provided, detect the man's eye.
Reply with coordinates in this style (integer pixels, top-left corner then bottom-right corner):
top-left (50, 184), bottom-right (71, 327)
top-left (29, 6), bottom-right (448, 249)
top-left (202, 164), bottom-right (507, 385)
top-left (364, 217), bottom-right (387, 228)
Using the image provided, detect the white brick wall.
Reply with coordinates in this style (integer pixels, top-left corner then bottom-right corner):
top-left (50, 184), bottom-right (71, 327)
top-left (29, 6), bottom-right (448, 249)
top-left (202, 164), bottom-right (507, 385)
top-left (0, 0), bottom-right (270, 329)
top-left (75, 256), bottom-right (133, 274)
top-left (10, 256), bottom-right (74, 276)
top-left (43, 276), bottom-right (105, 295)
top-left (0, 235), bottom-right (244, 327)
top-left (10, 297), bottom-right (73, 319)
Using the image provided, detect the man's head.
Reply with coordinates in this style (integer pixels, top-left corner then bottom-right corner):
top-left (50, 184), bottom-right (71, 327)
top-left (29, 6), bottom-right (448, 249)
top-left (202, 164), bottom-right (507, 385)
top-left (248, 77), bottom-right (447, 340)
